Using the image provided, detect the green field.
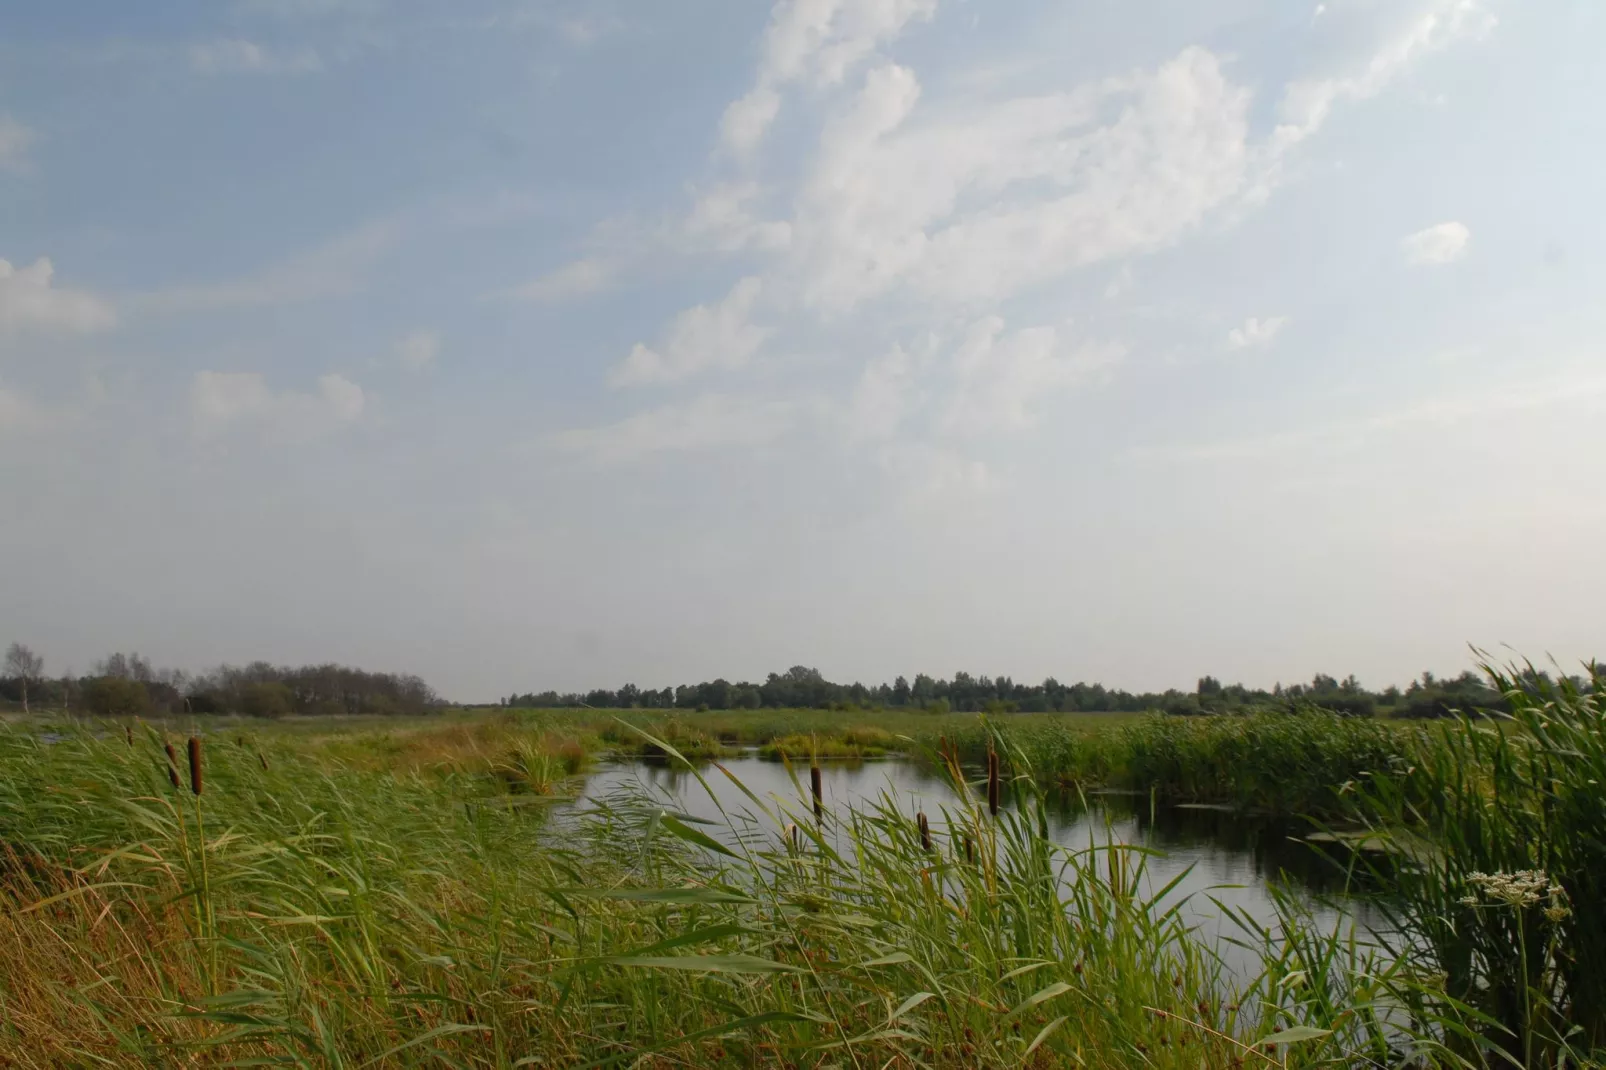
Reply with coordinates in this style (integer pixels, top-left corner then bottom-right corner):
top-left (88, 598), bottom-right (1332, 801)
top-left (1, 670), bottom-right (1601, 1067)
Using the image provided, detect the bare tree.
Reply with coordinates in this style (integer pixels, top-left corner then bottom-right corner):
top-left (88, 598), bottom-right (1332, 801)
top-left (5, 642), bottom-right (45, 714)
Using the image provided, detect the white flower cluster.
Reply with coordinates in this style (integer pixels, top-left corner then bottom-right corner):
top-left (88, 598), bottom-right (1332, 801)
top-left (1460, 870), bottom-right (1572, 921)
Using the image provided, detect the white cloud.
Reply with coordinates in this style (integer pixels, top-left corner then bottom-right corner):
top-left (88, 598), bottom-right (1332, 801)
top-left (611, 276), bottom-right (767, 386)
top-left (719, 0), bottom-right (937, 155)
top-left (940, 317), bottom-right (1123, 435)
top-left (685, 183), bottom-right (793, 253)
top-left (847, 339), bottom-right (926, 441)
top-left (0, 257), bottom-right (116, 335)
top-left (189, 38), bottom-right (323, 75)
top-left (554, 392), bottom-right (799, 462)
top-left (137, 220), bottom-right (396, 312)
top-left (1226, 316), bottom-right (1289, 349)
top-left (792, 49), bottom-right (1252, 312)
top-left (1272, 0), bottom-right (1494, 151)
top-left (721, 88), bottom-right (782, 157)
top-left (1402, 221), bottom-right (1470, 265)
top-left (397, 330), bottom-right (440, 369)
top-left (191, 370), bottom-right (365, 441)
top-left (0, 116), bottom-right (34, 172)
top-left (509, 257), bottom-right (612, 302)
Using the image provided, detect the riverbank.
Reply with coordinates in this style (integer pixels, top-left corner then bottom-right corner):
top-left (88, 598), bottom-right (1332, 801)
top-left (2, 673), bottom-right (1600, 1066)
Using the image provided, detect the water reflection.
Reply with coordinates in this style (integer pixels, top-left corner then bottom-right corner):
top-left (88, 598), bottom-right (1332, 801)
top-left (572, 757), bottom-right (1384, 946)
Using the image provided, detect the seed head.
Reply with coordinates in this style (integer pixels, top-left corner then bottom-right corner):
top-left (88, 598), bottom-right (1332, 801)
top-left (187, 736), bottom-right (203, 796)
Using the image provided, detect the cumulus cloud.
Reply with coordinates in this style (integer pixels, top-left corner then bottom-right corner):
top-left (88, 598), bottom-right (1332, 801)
top-left (0, 257), bottom-right (116, 335)
top-left (554, 392), bottom-right (800, 462)
top-left (719, 0), bottom-right (937, 155)
top-left (611, 276), bottom-right (767, 386)
top-left (792, 49), bottom-right (1253, 312)
top-left (573, 0), bottom-right (1493, 468)
top-left (0, 116), bottom-right (34, 172)
top-left (396, 329), bottom-right (440, 369)
top-left (1226, 316), bottom-right (1289, 349)
top-left (1402, 221), bottom-right (1470, 264)
top-left (189, 38), bottom-right (323, 74)
top-left (191, 370), bottom-right (365, 441)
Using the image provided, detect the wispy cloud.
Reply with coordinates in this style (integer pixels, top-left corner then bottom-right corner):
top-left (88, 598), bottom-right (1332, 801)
top-left (507, 257), bottom-right (612, 303)
top-left (189, 38), bottom-right (323, 75)
top-left (553, 392), bottom-right (802, 463)
top-left (611, 277), bottom-right (767, 387)
top-left (1226, 316), bottom-right (1289, 350)
top-left (396, 330), bottom-right (440, 370)
top-left (1402, 221), bottom-right (1471, 265)
top-left (0, 116), bottom-right (34, 173)
top-left (191, 370), bottom-right (366, 442)
top-left (1152, 368), bottom-right (1606, 465)
top-left (134, 220), bottom-right (398, 313)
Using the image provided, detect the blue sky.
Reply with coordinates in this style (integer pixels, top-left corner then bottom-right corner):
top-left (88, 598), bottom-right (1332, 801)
top-left (3, 0), bottom-right (1603, 700)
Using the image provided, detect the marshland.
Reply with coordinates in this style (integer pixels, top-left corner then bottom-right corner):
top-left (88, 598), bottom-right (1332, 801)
top-left (1, 660), bottom-right (1601, 1068)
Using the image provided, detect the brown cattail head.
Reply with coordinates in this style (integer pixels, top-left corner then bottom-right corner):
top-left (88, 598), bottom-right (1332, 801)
top-left (917, 811), bottom-right (931, 852)
top-left (810, 763), bottom-right (823, 821)
top-left (963, 835), bottom-right (975, 864)
top-left (187, 737), bottom-right (203, 796)
top-left (125, 724), bottom-right (133, 747)
top-left (258, 750), bottom-right (269, 771)
top-left (986, 749), bottom-right (1000, 816)
top-left (164, 742), bottom-right (181, 789)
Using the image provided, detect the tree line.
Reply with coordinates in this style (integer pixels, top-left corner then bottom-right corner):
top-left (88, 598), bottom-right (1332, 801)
top-left (1, 642), bottom-right (437, 718)
top-left (501, 663), bottom-right (1591, 718)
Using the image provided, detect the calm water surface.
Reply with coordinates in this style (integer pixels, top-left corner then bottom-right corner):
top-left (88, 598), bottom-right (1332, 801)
top-left (571, 754), bottom-right (1386, 979)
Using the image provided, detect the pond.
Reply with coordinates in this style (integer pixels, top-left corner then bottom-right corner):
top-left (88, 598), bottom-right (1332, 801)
top-left (572, 754), bottom-right (1390, 983)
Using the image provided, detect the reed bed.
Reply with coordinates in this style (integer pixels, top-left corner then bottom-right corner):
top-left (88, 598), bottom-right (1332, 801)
top-left (1, 718), bottom-right (1425, 1068)
top-left (3, 676), bottom-right (1601, 1068)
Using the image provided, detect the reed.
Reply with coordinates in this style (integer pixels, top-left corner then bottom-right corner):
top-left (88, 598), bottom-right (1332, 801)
top-left (1, 696), bottom-right (1598, 1067)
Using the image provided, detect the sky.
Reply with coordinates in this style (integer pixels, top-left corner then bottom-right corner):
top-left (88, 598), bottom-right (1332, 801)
top-left (2, 0), bottom-right (1604, 702)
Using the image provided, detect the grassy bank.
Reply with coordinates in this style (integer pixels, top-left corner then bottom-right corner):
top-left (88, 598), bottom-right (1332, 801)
top-left (2, 670), bottom-right (1602, 1067)
top-left (0, 716), bottom-right (1414, 1067)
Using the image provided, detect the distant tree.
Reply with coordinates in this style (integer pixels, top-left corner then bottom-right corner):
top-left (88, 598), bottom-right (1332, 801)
top-left (4, 642), bottom-right (44, 714)
top-left (82, 676), bottom-right (153, 717)
top-left (240, 681), bottom-right (294, 718)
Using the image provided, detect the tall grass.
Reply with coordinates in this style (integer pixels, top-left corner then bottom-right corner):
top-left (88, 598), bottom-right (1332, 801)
top-left (1353, 660), bottom-right (1606, 1066)
top-left (0, 716), bottom-right (1422, 1067)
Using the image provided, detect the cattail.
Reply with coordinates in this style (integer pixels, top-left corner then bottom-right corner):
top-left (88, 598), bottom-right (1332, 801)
top-left (125, 724), bottom-right (133, 747)
top-left (963, 835), bottom-right (975, 864)
top-left (810, 763), bottom-right (823, 821)
top-left (164, 742), bottom-right (181, 789)
top-left (784, 823), bottom-right (800, 854)
top-left (986, 748), bottom-right (1000, 816)
top-left (187, 736), bottom-right (203, 796)
top-left (917, 811), bottom-right (931, 852)
top-left (258, 750), bottom-right (269, 771)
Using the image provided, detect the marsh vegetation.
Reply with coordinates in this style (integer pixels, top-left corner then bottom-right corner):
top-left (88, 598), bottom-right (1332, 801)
top-left (0, 661), bottom-right (1601, 1067)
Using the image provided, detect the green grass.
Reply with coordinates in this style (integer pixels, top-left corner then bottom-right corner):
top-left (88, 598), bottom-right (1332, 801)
top-left (2, 683), bottom-right (1601, 1067)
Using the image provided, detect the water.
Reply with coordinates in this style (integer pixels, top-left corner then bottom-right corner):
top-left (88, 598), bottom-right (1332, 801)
top-left (573, 754), bottom-right (1388, 982)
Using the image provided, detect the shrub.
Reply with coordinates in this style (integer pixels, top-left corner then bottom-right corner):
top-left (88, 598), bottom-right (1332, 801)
top-left (81, 676), bottom-right (153, 718)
